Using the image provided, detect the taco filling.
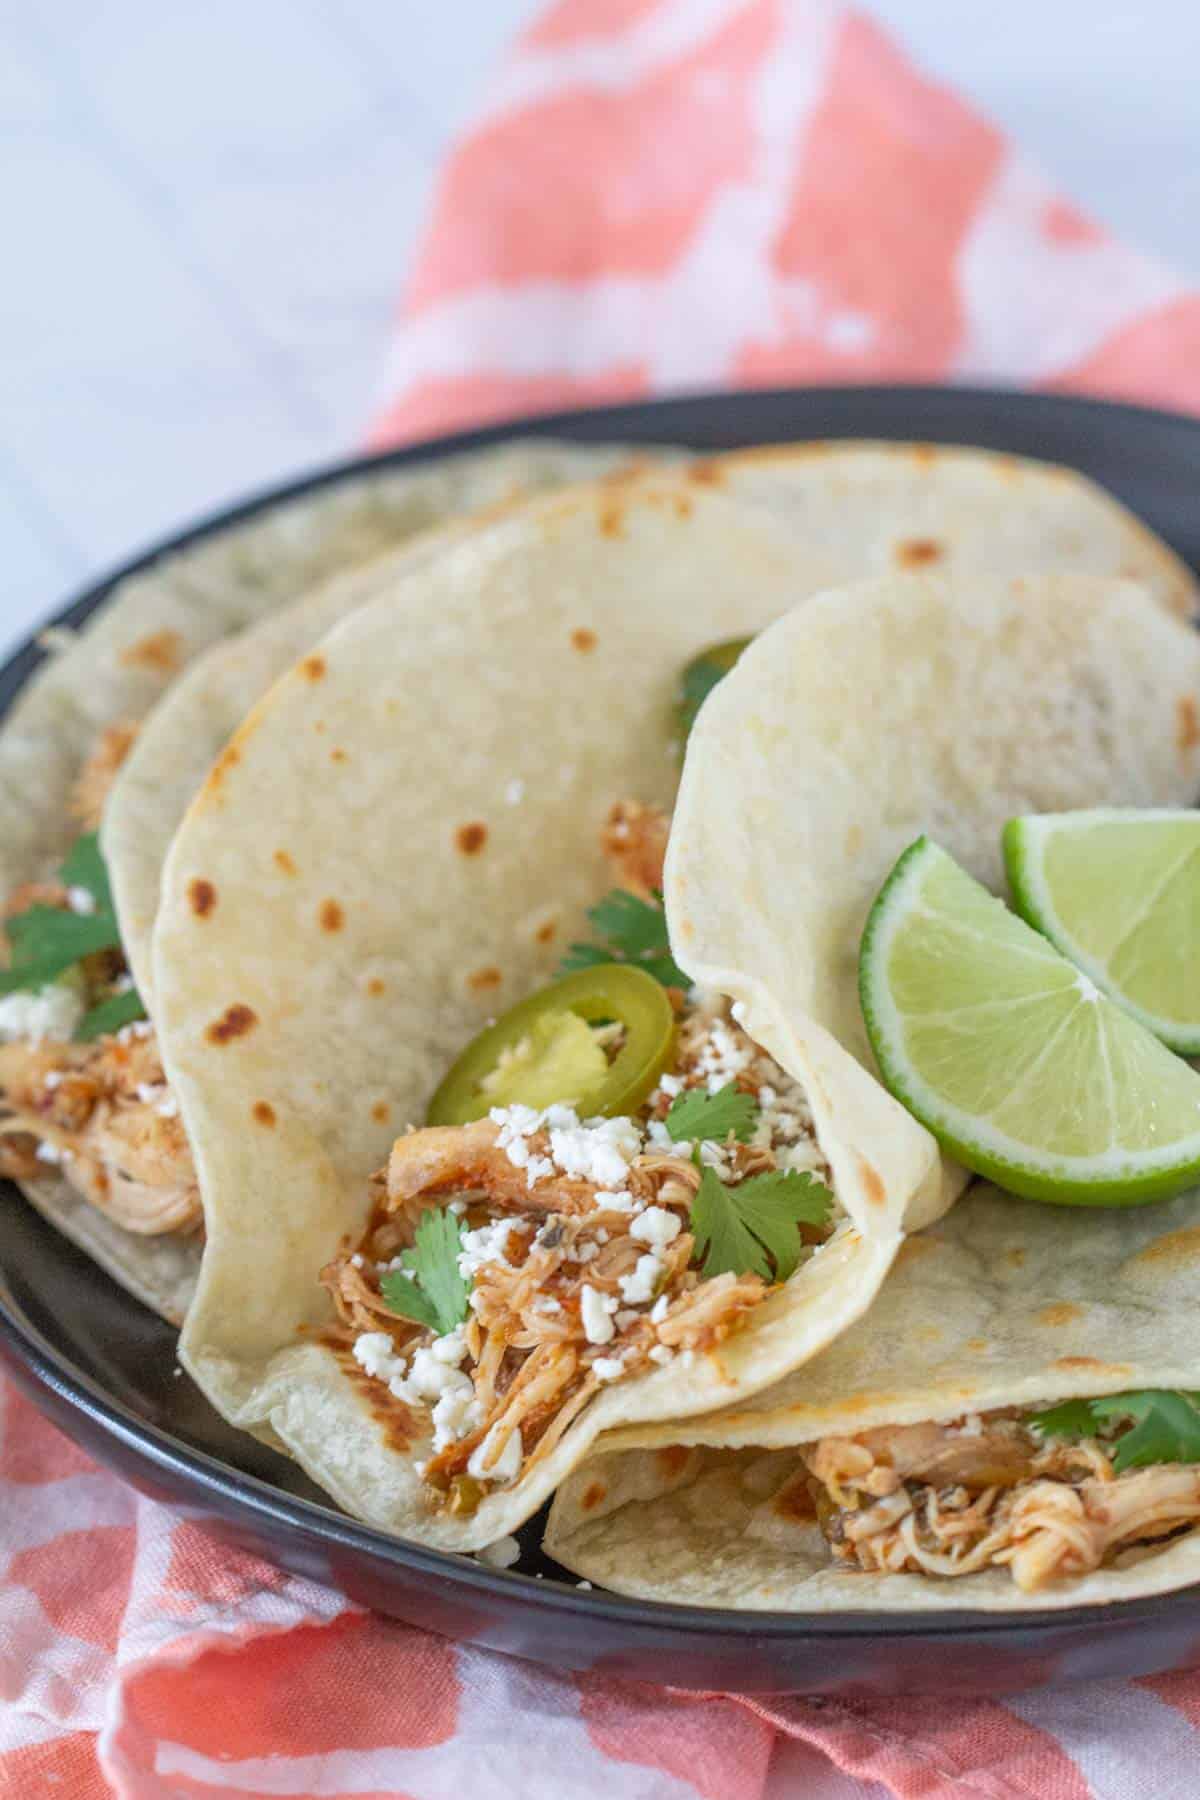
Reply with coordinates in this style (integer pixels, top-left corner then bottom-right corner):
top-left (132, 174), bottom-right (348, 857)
top-left (796, 1401), bottom-right (1200, 1591)
top-left (322, 805), bottom-right (844, 1513)
top-left (0, 723), bottom-right (200, 1237)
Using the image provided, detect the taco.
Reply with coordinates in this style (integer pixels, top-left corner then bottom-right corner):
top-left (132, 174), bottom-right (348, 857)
top-left (0, 440), bottom-right (647, 1321)
top-left (544, 1184), bottom-right (1200, 1609)
top-left (150, 492), bottom-right (1198, 1555)
top-left (151, 481), bottom-right (947, 1552)
top-left (544, 568), bottom-right (1200, 1609)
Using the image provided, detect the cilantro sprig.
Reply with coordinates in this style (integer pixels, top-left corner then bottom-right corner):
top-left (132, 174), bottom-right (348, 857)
top-left (691, 1163), bottom-right (833, 1284)
top-left (664, 1081), bottom-right (758, 1145)
top-left (559, 889), bottom-right (689, 989)
top-left (380, 1209), bottom-right (470, 1337)
top-left (1029, 1389), bottom-right (1200, 1474)
top-left (0, 832), bottom-right (146, 1039)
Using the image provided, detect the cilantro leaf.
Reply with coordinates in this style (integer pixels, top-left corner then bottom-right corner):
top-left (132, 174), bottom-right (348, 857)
top-left (380, 1209), bottom-right (469, 1336)
top-left (665, 1081), bottom-right (758, 1145)
top-left (1029, 1389), bottom-right (1200, 1474)
top-left (1091, 1390), bottom-right (1200, 1474)
top-left (559, 889), bottom-right (690, 989)
top-left (77, 986), bottom-right (147, 1042)
top-left (677, 639), bottom-right (751, 742)
top-left (59, 832), bottom-right (115, 913)
top-left (1027, 1398), bottom-right (1100, 1442)
top-left (1, 832), bottom-right (125, 1002)
top-left (1, 909), bottom-right (121, 993)
top-left (691, 1166), bottom-right (834, 1284)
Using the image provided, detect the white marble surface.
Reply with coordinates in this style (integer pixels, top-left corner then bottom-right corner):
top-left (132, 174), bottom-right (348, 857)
top-left (3, 0), bottom-right (1200, 658)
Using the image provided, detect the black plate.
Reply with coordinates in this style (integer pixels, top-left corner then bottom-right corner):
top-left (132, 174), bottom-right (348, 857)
top-left (6, 384), bottom-right (1200, 1697)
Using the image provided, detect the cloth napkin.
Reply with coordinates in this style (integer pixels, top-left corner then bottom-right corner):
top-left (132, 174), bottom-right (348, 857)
top-left (7, 4), bottom-right (1200, 1796)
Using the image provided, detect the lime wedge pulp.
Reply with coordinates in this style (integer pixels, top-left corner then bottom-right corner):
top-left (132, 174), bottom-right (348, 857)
top-left (1005, 809), bottom-right (1200, 1055)
top-left (859, 838), bottom-right (1200, 1206)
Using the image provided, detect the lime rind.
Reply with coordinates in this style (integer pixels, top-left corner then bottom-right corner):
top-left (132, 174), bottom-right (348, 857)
top-left (859, 837), bottom-right (1200, 1208)
top-left (1004, 809), bottom-right (1200, 1055)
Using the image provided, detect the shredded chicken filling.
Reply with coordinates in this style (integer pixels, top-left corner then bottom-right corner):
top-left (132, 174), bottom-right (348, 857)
top-left (0, 721), bottom-right (201, 1236)
top-left (800, 1413), bottom-right (1200, 1592)
top-left (324, 987), bottom-right (839, 1513)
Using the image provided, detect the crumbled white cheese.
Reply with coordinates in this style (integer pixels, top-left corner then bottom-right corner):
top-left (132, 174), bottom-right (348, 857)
top-left (352, 1331), bottom-right (408, 1385)
top-left (650, 1294), bottom-right (670, 1324)
top-left (654, 1073), bottom-right (684, 1099)
top-left (647, 1345), bottom-right (674, 1366)
top-left (43, 1070), bottom-right (64, 1090)
top-left (35, 1140), bottom-right (62, 1165)
top-left (581, 1284), bottom-right (618, 1344)
top-left (569, 1241), bottom-right (598, 1265)
top-left (594, 1188), bottom-right (639, 1213)
top-left (477, 1534), bottom-right (521, 1568)
top-left (157, 1094), bottom-right (179, 1119)
top-left (617, 1253), bottom-right (661, 1305)
top-left (135, 1082), bottom-right (164, 1105)
top-left (532, 1296), bottom-right (562, 1315)
top-left (350, 1252), bottom-right (364, 1269)
top-left (695, 1019), bottom-right (755, 1094)
top-left (615, 1308), bottom-right (640, 1330)
top-left (430, 1385), bottom-right (481, 1451)
top-left (66, 885), bottom-right (96, 916)
top-left (468, 1422), bottom-right (522, 1484)
top-left (0, 983), bottom-right (84, 1045)
top-left (112, 973), bottom-right (135, 995)
top-left (458, 1218), bottom-right (516, 1279)
top-left (591, 1354), bottom-right (625, 1383)
top-left (576, 1580), bottom-right (593, 1590)
top-left (447, 1197), bottom-right (468, 1216)
top-left (548, 1113), bottom-right (641, 1188)
top-left (630, 1206), bottom-right (681, 1250)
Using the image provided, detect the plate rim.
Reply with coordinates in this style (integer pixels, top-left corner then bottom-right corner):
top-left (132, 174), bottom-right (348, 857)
top-left (6, 379), bottom-right (1200, 1645)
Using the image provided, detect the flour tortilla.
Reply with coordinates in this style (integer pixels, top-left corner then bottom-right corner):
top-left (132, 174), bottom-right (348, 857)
top-left (665, 571), bottom-right (1200, 1239)
top-left (152, 479), bottom-right (951, 1552)
top-left (0, 439), bottom-right (649, 1320)
top-left (700, 441), bottom-right (1197, 622)
top-left (544, 1182), bottom-right (1200, 1611)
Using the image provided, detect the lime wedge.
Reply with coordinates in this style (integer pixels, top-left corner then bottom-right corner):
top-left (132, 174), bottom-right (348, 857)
top-left (1005, 809), bottom-right (1200, 1054)
top-left (859, 838), bottom-right (1200, 1206)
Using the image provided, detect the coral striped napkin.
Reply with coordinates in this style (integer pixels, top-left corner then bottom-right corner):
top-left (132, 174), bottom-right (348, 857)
top-left (8, 3), bottom-right (1200, 1795)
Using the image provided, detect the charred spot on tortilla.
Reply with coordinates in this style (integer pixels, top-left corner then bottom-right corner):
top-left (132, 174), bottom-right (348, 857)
top-left (468, 966), bottom-right (502, 993)
top-left (895, 538), bottom-right (943, 568)
top-left (366, 977), bottom-right (386, 997)
top-left (1177, 695), bottom-right (1199, 754)
top-left (657, 1445), bottom-right (693, 1478)
top-left (1007, 1247), bottom-right (1026, 1268)
top-left (206, 1003), bottom-right (258, 1045)
top-left (300, 654), bottom-right (326, 682)
top-left (318, 900), bottom-right (344, 933)
top-left (598, 502), bottom-right (624, 538)
top-left (205, 742), bottom-right (240, 795)
top-left (854, 1154), bottom-right (886, 1207)
top-left (330, 747), bottom-right (349, 764)
top-left (672, 493), bottom-right (692, 519)
top-left (251, 1101), bottom-right (276, 1128)
top-left (1054, 1355), bottom-right (1128, 1371)
top-left (119, 628), bottom-right (182, 673)
top-left (372, 1101), bottom-right (391, 1124)
top-left (686, 459), bottom-right (725, 487)
top-left (570, 627), bottom-right (597, 654)
top-left (1129, 1225), bottom-right (1200, 1266)
top-left (455, 822), bottom-right (488, 856)
top-left (273, 849), bottom-right (297, 876)
top-left (580, 1480), bottom-right (607, 1513)
top-left (188, 878), bottom-right (217, 917)
top-left (1036, 1302), bottom-right (1083, 1328)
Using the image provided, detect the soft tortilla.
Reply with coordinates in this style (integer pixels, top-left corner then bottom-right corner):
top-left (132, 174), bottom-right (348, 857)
top-left (151, 480), bottom-right (943, 1552)
top-left (544, 1182), bottom-right (1200, 1611)
top-left (702, 440), bottom-right (1197, 622)
top-left (665, 570), bottom-right (1200, 1236)
top-left (0, 439), bottom-right (649, 1321)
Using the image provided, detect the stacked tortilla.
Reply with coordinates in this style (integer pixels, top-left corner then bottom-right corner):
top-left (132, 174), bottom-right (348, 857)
top-left (4, 435), bottom-right (1200, 1599)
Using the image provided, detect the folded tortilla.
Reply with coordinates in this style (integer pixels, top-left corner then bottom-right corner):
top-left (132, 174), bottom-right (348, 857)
top-left (151, 480), bottom-right (951, 1551)
top-left (545, 569), bottom-right (1200, 1609)
top-left (0, 439), bottom-right (647, 1320)
top-left (664, 569), bottom-right (1200, 1235)
top-left (544, 1182), bottom-right (1200, 1611)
